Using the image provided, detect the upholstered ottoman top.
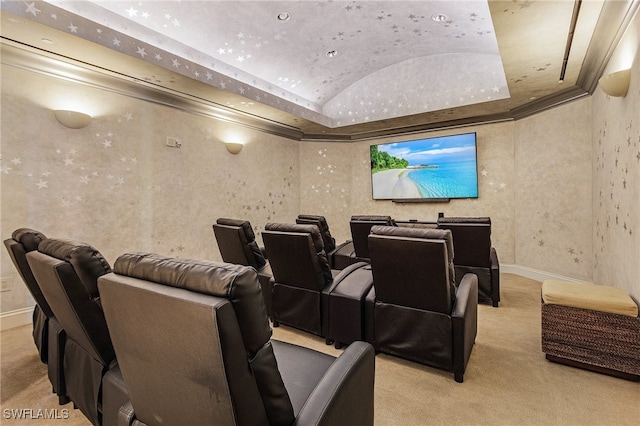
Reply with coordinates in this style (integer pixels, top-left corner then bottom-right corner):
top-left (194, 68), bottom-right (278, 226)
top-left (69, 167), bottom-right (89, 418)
top-left (542, 280), bottom-right (638, 317)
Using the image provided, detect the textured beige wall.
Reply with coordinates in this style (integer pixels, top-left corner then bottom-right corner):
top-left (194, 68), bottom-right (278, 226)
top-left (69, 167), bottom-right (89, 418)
top-left (591, 8), bottom-right (640, 302)
top-left (300, 123), bottom-right (516, 265)
top-left (514, 98), bottom-right (593, 282)
top-left (0, 65), bottom-right (300, 312)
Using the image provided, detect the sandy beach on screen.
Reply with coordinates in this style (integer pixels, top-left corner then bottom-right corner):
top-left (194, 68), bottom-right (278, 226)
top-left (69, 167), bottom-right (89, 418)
top-left (372, 169), bottom-right (421, 199)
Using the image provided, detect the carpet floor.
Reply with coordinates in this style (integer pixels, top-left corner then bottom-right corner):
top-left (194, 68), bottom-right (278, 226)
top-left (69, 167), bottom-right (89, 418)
top-left (1, 273), bottom-right (638, 425)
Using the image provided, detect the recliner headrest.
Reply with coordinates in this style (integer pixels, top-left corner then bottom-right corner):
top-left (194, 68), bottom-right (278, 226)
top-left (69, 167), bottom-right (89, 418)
top-left (296, 215), bottom-right (336, 252)
top-left (370, 225), bottom-right (454, 261)
top-left (12, 228), bottom-right (47, 252)
top-left (351, 215), bottom-right (394, 224)
top-left (216, 218), bottom-right (257, 241)
top-left (298, 214), bottom-right (327, 225)
top-left (438, 216), bottom-right (491, 226)
top-left (264, 222), bottom-right (325, 253)
top-left (297, 214), bottom-right (328, 230)
top-left (38, 238), bottom-right (111, 297)
top-left (114, 252), bottom-right (257, 298)
top-left (112, 252), bottom-right (270, 355)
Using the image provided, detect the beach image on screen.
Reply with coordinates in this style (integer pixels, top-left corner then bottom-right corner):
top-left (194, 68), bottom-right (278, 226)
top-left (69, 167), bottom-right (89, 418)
top-left (371, 133), bottom-right (478, 200)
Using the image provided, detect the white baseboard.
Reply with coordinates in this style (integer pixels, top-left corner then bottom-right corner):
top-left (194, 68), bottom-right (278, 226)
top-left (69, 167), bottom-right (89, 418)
top-left (0, 306), bottom-right (34, 331)
top-left (500, 264), bottom-right (591, 285)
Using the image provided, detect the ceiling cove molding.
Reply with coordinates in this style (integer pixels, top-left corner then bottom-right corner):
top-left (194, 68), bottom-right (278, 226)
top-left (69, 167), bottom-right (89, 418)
top-left (0, 38), bottom-right (304, 141)
top-left (301, 87), bottom-right (590, 142)
top-left (577, 0), bottom-right (640, 93)
top-left (0, 35), bottom-right (601, 143)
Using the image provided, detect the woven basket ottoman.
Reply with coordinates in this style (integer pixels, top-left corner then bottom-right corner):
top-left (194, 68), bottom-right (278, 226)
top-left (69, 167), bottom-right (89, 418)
top-left (541, 280), bottom-right (640, 381)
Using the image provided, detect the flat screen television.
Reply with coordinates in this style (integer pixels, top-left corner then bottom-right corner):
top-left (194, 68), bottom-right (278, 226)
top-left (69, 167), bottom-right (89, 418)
top-left (370, 132), bottom-right (479, 201)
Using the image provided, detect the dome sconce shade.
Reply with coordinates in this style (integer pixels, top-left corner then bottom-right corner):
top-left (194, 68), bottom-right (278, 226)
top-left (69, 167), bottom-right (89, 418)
top-left (54, 110), bottom-right (92, 129)
top-left (225, 142), bottom-right (244, 155)
top-left (598, 68), bottom-right (631, 97)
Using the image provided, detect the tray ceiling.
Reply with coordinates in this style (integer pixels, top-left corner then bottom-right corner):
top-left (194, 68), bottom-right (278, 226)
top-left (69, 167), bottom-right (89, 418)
top-left (1, 1), bottom-right (637, 140)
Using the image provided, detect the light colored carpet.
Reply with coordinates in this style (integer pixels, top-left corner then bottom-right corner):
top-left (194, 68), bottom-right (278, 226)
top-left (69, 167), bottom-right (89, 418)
top-left (1, 273), bottom-right (638, 425)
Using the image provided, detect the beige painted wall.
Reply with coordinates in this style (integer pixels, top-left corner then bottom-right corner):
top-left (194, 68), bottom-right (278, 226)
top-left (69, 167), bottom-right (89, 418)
top-left (1, 65), bottom-right (300, 312)
top-left (514, 98), bottom-right (593, 282)
top-left (591, 7), bottom-right (640, 303)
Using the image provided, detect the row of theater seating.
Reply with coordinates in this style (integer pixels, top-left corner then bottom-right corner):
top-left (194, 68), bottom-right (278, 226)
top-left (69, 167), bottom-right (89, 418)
top-left (214, 215), bottom-right (500, 311)
top-left (213, 214), bottom-right (500, 382)
top-left (4, 229), bottom-right (375, 426)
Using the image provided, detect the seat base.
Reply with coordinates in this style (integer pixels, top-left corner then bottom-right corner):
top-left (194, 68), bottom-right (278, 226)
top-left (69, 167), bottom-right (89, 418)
top-left (328, 265), bottom-right (374, 347)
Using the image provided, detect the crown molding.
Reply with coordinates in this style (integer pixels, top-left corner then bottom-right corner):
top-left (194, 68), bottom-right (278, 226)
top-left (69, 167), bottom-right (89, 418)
top-left (0, 38), bottom-right (304, 141)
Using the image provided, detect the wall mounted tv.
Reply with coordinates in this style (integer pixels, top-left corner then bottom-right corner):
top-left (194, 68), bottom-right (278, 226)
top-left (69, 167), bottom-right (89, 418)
top-left (370, 132), bottom-right (479, 202)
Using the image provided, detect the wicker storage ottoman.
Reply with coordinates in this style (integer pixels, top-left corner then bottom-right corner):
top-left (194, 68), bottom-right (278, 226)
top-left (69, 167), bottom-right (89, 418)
top-left (541, 280), bottom-right (640, 381)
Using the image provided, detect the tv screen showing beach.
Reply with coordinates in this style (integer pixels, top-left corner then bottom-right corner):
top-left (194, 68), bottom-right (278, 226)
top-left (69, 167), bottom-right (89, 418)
top-left (370, 132), bottom-right (479, 200)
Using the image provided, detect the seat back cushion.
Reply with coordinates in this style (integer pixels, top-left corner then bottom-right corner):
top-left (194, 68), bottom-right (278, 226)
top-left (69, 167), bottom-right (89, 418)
top-left (214, 218), bottom-right (266, 269)
top-left (4, 228), bottom-right (54, 317)
top-left (369, 226), bottom-right (455, 313)
top-left (296, 214), bottom-right (336, 252)
top-left (263, 223), bottom-right (332, 290)
top-left (26, 239), bottom-right (114, 365)
top-left (437, 217), bottom-right (492, 267)
top-left (103, 253), bottom-right (294, 426)
top-left (350, 216), bottom-right (394, 259)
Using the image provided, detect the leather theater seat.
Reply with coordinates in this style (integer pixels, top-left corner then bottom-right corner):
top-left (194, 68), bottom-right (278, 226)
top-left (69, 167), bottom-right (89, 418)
top-left (295, 214), bottom-right (353, 269)
top-left (213, 218), bottom-right (273, 316)
top-left (437, 216), bottom-right (500, 307)
top-left (98, 252), bottom-right (375, 426)
top-left (331, 215), bottom-right (396, 268)
top-left (262, 222), bottom-right (368, 340)
top-left (364, 225), bottom-right (478, 382)
top-left (4, 228), bottom-right (68, 404)
top-left (26, 238), bottom-right (129, 425)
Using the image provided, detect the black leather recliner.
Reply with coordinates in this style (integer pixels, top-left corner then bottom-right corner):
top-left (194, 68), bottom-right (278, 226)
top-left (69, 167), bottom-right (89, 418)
top-left (3, 228), bottom-right (68, 404)
top-left (330, 215), bottom-right (397, 268)
top-left (295, 214), bottom-right (337, 252)
top-left (262, 222), bottom-right (367, 340)
top-left (26, 238), bottom-right (129, 425)
top-left (213, 218), bottom-right (274, 316)
top-left (98, 252), bottom-right (375, 426)
top-left (437, 216), bottom-right (500, 307)
top-left (295, 214), bottom-right (353, 269)
top-left (364, 226), bottom-right (478, 382)
top-left (350, 215), bottom-right (396, 261)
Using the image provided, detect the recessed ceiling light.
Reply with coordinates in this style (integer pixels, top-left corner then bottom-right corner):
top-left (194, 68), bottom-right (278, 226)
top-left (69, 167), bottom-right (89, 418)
top-left (431, 13), bottom-right (448, 22)
top-left (277, 12), bottom-right (290, 22)
top-left (326, 50), bottom-right (338, 58)
top-left (41, 38), bottom-right (54, 44)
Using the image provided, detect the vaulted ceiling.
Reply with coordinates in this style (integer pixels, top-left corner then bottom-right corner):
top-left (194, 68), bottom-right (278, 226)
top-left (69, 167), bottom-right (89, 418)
top-left (1, 1), bottom-right (638, 141)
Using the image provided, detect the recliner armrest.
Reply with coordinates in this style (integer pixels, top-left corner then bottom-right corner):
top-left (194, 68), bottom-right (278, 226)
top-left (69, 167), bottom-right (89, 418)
top-left (294, 341), bottom-right (375, 426)
top-left (490, 247), bottom-right (499, 273)
top-left (452, 273), bottom-right (477, 319)
top-left (321, 262), bottom-right (370, 337)
top-left (329, 262), bottom-right (370, 289)
top-left (451, 273), bottom-right (478, 382)
top-left (490, 247), bottom-right (500, 307)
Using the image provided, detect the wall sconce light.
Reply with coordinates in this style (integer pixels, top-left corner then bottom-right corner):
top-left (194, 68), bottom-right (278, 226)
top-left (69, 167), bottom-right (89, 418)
top-left (225, 142), bottom-right (244, 155)
top-left (598, 68), bottom-right (631, 97)
top-left (54, 110), bottom-right (92, 129)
